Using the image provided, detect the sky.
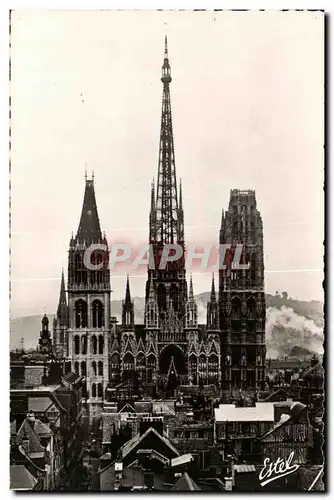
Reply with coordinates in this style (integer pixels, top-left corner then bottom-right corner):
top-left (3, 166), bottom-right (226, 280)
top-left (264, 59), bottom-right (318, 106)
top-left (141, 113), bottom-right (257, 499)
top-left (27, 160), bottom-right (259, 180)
top-left (10, 10), bottom-right (324, 318)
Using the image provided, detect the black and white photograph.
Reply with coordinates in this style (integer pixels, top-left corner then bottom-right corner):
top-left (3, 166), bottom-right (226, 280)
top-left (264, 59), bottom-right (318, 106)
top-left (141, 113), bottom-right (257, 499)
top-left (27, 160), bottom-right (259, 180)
top-left (9, 9), bottom-right (325, 492)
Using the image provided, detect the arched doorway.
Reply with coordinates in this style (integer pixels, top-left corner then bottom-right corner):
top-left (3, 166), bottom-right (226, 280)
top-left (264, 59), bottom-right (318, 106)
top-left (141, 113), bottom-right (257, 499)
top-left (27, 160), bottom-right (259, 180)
top-left (159, 344), bottom-right (186, 375)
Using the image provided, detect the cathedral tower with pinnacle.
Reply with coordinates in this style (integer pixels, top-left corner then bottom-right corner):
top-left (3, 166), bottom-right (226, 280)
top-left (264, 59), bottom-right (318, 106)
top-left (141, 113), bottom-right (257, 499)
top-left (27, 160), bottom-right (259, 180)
top-left (66, 175), bottom-right (111, 419)
top-left (219, 190), bottom-right (266, 394)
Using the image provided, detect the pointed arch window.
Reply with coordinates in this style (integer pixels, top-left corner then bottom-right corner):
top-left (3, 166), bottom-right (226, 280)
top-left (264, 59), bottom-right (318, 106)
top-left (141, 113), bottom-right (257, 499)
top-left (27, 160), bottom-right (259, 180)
top-left (92, 300), bottom-right (104, 328)
top-left (97, 383), bottom-right (103, 398)
top-left (74, 335), bottom-right (80, 355)
top-left (98, 361), bottom-right (103, 376)
top-left (92, 361), bottom-right (97, 376)
top-left (81, 361), bottom-right (87, 377)
top-left (75, 299), bottom-right (88, 328)
top-left (91, 335), bottom-right (97, 355)
top-left (74, 361), bottom-right (79, 374)
top-left (98, 335), bottom-right (104, 355)
top-left (92, 383), bottom-right (96, 398)
top-left (231, 297), bottom-right (241, 320)
top-left (81, 335), bottom-right (87, 354)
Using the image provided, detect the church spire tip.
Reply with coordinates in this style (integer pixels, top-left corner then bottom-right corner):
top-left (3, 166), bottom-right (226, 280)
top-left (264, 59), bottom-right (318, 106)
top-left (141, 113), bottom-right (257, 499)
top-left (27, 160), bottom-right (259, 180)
top-left (164, 35), bottom-right (168, 58)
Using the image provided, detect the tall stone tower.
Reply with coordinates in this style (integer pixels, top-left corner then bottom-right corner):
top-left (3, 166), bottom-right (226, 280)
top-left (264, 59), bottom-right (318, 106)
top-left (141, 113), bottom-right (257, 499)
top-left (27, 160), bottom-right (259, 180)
top-left (145, 37), bottom-right (188, 383)
top-left (67, 175), bottom-right (111, 420)
top-left (219, 189), bottom-right (266, 394)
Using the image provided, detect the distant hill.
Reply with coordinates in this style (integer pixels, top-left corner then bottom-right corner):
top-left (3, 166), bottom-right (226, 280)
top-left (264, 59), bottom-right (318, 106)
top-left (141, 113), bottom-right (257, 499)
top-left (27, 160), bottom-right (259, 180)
top-left (10, 293), bottom-right (324, 359)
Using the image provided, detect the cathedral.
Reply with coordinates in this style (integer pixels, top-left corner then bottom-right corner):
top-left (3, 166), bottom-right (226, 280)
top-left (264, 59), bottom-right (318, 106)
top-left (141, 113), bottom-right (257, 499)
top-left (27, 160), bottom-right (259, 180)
top-left (51, 37), bottom-right (266, 418)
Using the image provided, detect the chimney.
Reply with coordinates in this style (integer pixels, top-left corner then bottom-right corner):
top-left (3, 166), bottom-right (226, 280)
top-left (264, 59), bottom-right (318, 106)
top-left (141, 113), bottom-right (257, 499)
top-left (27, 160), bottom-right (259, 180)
top-left (139, 417), bottom-right (163, 436)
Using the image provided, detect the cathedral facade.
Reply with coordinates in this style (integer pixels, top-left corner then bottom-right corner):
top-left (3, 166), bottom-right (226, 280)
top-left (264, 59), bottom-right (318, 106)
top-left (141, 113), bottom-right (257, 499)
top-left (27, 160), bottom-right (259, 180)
top-left (51, 37), bottom-right (266, 417)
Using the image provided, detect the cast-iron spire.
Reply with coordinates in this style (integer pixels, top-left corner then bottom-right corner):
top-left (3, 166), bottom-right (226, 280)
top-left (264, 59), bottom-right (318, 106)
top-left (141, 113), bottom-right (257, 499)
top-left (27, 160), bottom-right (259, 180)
top-left (155, 36), bottom-right (181, 244)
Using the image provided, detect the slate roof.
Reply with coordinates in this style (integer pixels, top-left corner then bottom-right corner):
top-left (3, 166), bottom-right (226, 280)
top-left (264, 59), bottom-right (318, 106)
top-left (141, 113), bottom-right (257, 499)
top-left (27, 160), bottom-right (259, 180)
top-left (62, 372), bottom-right (81, 385)
top-left (75, 178), bottom-right (102, 243)
top-left (171, 473), bottom-right (201, 491)
top-left (10, 465), bottom-right (37, 490)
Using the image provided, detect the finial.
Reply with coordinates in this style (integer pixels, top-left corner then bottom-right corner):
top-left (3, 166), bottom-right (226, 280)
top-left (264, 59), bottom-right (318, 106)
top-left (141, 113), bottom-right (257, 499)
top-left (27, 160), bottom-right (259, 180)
top-left (164, 35), bottom-right (168, 59)
top-left (92, 169), bottom-right (95, 182)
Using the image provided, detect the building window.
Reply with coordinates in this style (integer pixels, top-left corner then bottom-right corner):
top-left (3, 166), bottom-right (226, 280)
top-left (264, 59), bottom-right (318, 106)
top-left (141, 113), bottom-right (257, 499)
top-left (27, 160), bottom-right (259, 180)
top-left (92, 300), bottom-right (104, 328)
top-left (98, 361), bottom-right (103, 376)
top-left (92, 361), bottom-right (97, 376)
top-left (92, 383), bottom-right (96, 398)
top-left (91, 335), bottom-right (97, 355)
top-left (75, 299), bottom-right (88, 328)
top-left (74, 361), bottom-right (79, 374)
top-left (98, 335), bottom-right (104, 354)
top-left (97, 383), bottom-right (103, 398)
top-left (81, 361), bottom-right (86, 377)
top-left (81, 335), bottom-right (87, 354)
top-left (74, 335), bottom-right (80, 355)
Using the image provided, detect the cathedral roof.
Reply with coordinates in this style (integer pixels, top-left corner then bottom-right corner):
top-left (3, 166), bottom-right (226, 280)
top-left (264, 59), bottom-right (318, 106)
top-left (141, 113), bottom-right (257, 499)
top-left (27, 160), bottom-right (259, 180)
top-left (75, 177), bottom-right (102, 243)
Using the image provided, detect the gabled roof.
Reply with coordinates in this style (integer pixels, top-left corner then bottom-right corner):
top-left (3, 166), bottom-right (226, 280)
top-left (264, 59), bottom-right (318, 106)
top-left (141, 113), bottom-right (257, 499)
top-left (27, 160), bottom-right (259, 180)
top-left (10, 465), bottom-right (37, 491)
top-left (171, 473), bottom-right (201, 491)
top-left (16, 418), bottom-right (47, 453)
top-left (119, 403), bottom-right (136, 414)
top-left (121, 426), bottom-right (179, 461)
top-left (75, 178), bottom-right (102, 243)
